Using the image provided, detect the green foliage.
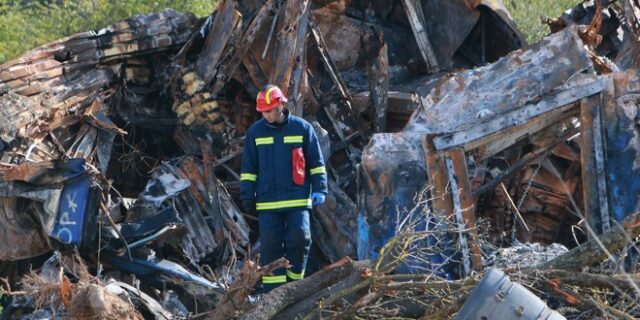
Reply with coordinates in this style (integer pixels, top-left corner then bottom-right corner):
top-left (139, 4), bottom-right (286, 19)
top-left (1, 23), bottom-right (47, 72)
top-left (0, 0), bottom-right (219, 64)
top-left (503, 0), bottom-right (584, 45)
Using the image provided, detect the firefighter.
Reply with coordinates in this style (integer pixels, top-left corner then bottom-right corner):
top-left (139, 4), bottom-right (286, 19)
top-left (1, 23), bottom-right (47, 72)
top-left (240, 84), bottom-right (328, 291)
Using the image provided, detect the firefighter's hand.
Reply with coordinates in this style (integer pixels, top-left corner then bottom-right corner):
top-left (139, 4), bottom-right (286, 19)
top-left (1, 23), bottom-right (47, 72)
top-left (311, 193), bottom-right (326, 206)
top-left (240, 199), bottom-right (255, 214)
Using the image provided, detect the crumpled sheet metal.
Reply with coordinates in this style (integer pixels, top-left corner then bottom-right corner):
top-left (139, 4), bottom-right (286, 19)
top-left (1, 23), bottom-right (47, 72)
top-left (604, 69), bottom-right (640, 221)
top-left (0, 159), bottom-right (93, 260)
top-left (404, 27), bottom-right (592, 137)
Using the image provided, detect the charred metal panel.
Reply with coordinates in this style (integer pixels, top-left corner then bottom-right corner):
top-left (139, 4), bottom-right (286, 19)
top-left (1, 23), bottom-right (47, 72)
top-left (404, 28), bottom-right (592, 137)
top-left (0, 159), bottom-right (97, 260)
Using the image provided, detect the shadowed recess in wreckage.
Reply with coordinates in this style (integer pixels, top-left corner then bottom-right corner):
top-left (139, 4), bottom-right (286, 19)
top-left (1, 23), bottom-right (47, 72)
top-left (1, 0), bottom-right (640, 319)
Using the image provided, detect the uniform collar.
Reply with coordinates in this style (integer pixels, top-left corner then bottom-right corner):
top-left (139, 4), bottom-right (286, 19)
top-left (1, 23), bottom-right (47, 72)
top-left (264, 108), bottom-right (290, 129)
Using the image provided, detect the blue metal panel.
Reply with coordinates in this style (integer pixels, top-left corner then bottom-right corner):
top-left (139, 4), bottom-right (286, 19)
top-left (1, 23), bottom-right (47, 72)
top-left (604, 72), bottom-right (640, 223)
top-left (49, 159), bottom-right (90, 246)
top-left (359, 134), bottom-right (452, 276)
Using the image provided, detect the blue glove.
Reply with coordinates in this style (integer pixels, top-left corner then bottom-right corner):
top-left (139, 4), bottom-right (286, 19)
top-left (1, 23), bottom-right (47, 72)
top-left (311, 192), bottom-right (326, 206)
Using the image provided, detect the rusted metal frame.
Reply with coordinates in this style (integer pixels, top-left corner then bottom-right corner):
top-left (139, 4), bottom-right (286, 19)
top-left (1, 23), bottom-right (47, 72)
top-left (433, 76), bottom-right (612, 150)
top-left (368, 41), bottom-right (389, 132)
top-left (197, 0), bottom-right (240, 85)
top-left (401, 0), bottom-right (440, 73)
top-left (309, 17), bottom-right (361, 124)
top-left (592, 92), bottom-right (612, 232)
top-left (445, 148), bottom-right (483, 271)
top-left (269, 0), bottom-right (310, 97)
top-left (472, 127), bottom-right (580, 197)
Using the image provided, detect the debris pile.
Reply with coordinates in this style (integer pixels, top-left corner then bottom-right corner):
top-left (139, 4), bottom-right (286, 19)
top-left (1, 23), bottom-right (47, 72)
top-left (1, 0), bottom-right (640, 319)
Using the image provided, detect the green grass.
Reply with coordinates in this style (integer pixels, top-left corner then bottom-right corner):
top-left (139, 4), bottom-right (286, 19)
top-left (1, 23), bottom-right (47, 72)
top-left (0, 0), bottom-right (219, 64)
top-left (503, 0), bottom-right (585, 44)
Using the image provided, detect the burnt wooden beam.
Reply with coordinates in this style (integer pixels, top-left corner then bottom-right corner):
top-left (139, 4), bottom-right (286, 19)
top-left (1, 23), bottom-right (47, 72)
top-left (445, 148), bottom-right (483, 271)
top-left (289, 2), bottom-right (310, 116)
top-left (444, 155), bottom-right (472, 276)
top-left (592, 93), bottom-right (611, 233)
top-left (241, 54), bottom-right (268, 91)
top-left (211, 0), bottom-right (276, 95)
top-left (401, 0), bottom-right (440, 73)
top-left (368, 40), bottom-right (389, 132)
top-left (580, 96), bottom-right (611, 235)
top-left (422, 136), bottom-right (452, 217)
top-left (197, 0), bottom-right (241, 85)
top-left (269, 0), bottom-right (310, 102)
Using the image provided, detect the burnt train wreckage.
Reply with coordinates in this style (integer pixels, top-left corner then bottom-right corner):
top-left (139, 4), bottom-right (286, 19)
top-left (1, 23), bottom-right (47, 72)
top-left (1, 0), bottom-right (640, 318)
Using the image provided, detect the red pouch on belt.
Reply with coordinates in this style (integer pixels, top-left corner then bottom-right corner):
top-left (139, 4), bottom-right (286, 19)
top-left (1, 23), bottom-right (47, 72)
top-left (292, 147), bottom-right (305, 185)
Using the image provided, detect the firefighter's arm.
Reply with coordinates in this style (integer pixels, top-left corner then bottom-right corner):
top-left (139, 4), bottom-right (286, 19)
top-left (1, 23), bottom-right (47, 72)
top-left (240, 129), bottom-right (258, 200)
top-left (304, 125), bottom-right (328, 195)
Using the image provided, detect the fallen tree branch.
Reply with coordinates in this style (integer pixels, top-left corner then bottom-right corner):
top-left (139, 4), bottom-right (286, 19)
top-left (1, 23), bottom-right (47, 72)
top-left (239, 257), bottom-right (368, 320)
top-left (212, 256), bottom-right (288, 320)
top-left (532, 212), bottom-right (640, 271)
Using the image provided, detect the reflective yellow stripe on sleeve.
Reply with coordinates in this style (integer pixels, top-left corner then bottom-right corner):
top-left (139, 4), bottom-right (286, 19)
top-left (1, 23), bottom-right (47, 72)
top-left (283, 135), bottom-right (303, 143)
top-left (256, 199), bottom-right (312, 211)
top-left (240, 173), bottom-right (257, 181)
top-left (286, 269), bottom-right (305, 280)
top-left (310, 166), bottom-right (326, 175)
top-left (262, 275), bottom-right (287, 284)
top-left (255, 137), bottom-right (274, 145)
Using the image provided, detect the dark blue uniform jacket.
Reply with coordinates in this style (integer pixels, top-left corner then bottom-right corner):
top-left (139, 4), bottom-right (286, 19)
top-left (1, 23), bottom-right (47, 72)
top-left (240, 110), bottom-right (328, 212)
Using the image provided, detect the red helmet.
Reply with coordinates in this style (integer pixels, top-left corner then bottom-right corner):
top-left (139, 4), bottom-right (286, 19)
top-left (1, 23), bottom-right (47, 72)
top-left (256, 85), bottom-right (288, 112)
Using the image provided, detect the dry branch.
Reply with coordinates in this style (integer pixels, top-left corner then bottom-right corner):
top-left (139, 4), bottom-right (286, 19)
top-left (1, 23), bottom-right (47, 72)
top-left (533, 212), bottom-right (640, 271)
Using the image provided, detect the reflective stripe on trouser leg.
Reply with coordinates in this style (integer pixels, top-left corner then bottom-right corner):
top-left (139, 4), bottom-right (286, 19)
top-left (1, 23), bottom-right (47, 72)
top-left (286, 268), bottom-right (305, 280)
top-left (262, 275), bottom-right (287, 284)
top-left (259, 211), bottom-right (286, 291)
top-left (284, 209), bottom-right (311, 281)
